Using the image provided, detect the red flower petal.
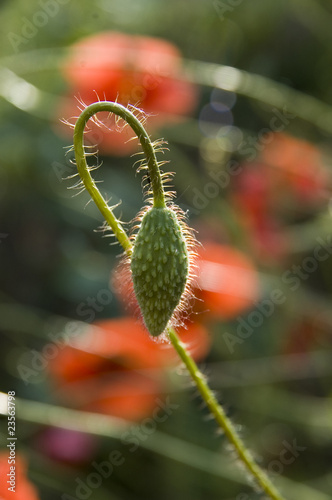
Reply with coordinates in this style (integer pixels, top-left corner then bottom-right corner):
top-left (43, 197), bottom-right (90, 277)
top-left (81, 373), bottom-right (162, 421)
top-left (48, 317), bottom-right (210, 420)
top-left (196, 242), bottom-right (260, 319)
top-left (261, 133), bottom-right (329, 203)
top-left (57, 31), bottom-right (197, 155)
top-left (0, 453), bottom-right (40, 500)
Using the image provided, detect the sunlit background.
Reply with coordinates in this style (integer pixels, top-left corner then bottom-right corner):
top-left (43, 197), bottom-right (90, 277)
top-left (1, 1), bottom-right (332, 499)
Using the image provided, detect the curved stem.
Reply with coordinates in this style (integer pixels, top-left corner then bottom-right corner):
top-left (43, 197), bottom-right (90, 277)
top-left (168, 327), bottom-right (286, 500)
top-left (73, 101), bottom-right (166, 255)
top-left (74, 101), bottom-right (285, 499)
top-left (5, 49), bottom-right (332, 137)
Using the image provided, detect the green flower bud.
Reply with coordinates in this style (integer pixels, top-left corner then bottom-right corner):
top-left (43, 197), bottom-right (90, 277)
top-left (131, 206), bottom-right (189, 336)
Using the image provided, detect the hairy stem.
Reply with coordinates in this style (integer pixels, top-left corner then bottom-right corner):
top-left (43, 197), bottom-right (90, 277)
top-left (73, 101), bottom-right (166, 255)
top-left (73, 101), bottom-right (285, 499)
top-left (168, 327), bottom-right (286, 500)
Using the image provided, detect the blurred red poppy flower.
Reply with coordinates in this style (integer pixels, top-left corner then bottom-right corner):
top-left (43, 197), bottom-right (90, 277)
top-left (57, 32), bottom-right (197, 155)
top-left (232, 164), bottom-right (289, 262)
top-left (233, 163), bottom-right (272, 220)
top-left (113, 241), bottom-right (259, 321)
top-left (231, 134), bottom-right (329, 260)
top-left (281, 314), bottom-right (330, 355)
top-left (261, 133), bottom-right (329, 206)
top-left (0, 452), bottom-right (40, 500)
top-left (48, 318), bottom-right (210, 421)
top-left (195, 242), bottom-right (260, 319)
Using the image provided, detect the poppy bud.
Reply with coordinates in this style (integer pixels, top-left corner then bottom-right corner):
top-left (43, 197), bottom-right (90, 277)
top-left (131, 206), bottom-right (189, 336)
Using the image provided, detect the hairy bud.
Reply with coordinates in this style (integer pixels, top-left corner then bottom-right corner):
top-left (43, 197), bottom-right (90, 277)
top-left (131, 207), bottom-right (189, 336)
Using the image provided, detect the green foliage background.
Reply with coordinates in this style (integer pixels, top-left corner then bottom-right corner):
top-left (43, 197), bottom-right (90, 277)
top-left (1, 1), bottom-right (332, 499)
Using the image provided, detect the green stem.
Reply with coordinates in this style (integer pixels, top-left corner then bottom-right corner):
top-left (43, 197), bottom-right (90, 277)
top-left (5, 50), bottom-right (332, 136)
top-left (73, 101), bottom-right (166, 255)
top-left (168, 327), bottom-right (286, 500)
top-left (74, 101), bottom-right (284, 499)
